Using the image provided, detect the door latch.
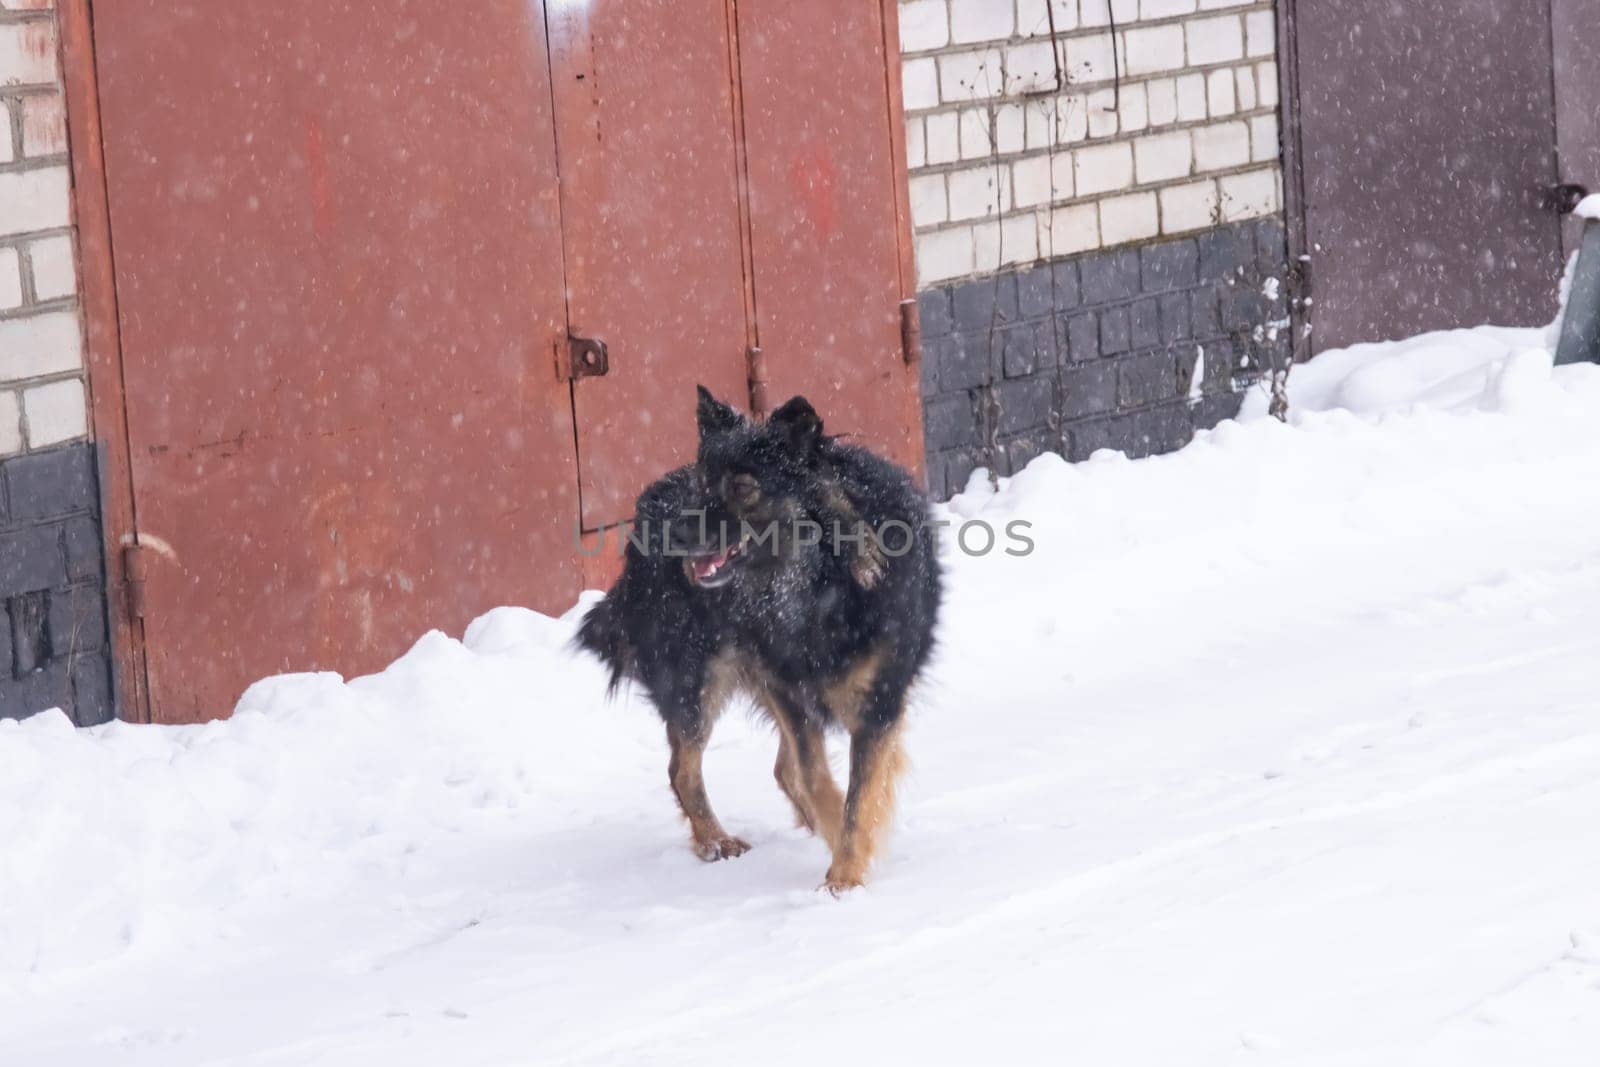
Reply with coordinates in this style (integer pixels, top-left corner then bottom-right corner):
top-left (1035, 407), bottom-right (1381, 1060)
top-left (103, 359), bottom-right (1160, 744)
top-left (558, 333), bottom-right (609, 381)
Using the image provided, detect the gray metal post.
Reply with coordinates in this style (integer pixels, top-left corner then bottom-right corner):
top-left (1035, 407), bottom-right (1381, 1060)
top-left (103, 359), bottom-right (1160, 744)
top-left (1555, 218), bottom-right (1600, 366)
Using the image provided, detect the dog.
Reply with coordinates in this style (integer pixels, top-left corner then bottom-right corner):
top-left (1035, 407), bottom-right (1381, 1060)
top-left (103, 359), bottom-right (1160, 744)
top-left (577, 387), bottom-right (941, 892)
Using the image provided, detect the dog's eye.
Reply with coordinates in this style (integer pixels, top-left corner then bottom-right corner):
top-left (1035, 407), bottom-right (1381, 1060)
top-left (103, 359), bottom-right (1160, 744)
top-left (729, 474), bottom-right (761, 504)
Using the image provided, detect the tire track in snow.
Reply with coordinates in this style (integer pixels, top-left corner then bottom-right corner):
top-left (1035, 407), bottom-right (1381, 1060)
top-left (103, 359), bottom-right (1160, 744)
top-left (551, 732), bottom-right (1600, 1065)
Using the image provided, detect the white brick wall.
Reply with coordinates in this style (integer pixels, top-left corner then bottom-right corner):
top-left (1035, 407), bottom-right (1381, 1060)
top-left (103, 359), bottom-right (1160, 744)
top-left (1133, 130), bottom-right (1192, 184)
top-left (0, 0), bottom-right (88, 460)
top-left (1185, 14), bottom-right (1245, 66)
top-left (899, 0), bottom-right (950, 51)
top-left (1074, 141), bottom-right (1133, 197)
top-left (901, 0), bottom-right (1283, 285)
top-left (1098, 190), bottom-right (1158, 245)
top-left (20, 373), bottom-right (84, 447)
top-left (951, 0), bottom-right (1013, 44)
top-left (0, 244), bottom-right (21, 309)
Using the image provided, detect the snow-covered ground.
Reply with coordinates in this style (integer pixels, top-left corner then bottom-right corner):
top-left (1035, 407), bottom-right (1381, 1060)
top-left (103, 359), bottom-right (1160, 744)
top-left (4, 326), bottom-right (1600, 1066)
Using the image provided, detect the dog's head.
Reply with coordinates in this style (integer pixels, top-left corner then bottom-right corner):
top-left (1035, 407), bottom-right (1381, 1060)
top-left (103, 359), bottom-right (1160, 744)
top-left (670, 386), bottom-right (829, 590)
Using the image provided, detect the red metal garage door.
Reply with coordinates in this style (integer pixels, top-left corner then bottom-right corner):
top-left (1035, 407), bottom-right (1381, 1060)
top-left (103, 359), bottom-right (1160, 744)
top-left (1292, 1), bottom-right (1568, 350)
top-left (735, 0), bottom-right (923, 475)
top-left (82, 1), bottom-right (920, 722)
top-left (548, 0), bottom-right (753, 532)
top-left (92, 2), bottom-right (582, 721)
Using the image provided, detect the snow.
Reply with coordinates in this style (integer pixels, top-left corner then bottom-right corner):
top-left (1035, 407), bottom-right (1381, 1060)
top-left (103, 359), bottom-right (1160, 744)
top-left (1187, 343), bottom-right (1206, 400)
top-left (6, 336), bottom-right (1600, 1065)
top-left (1237, 324), bottom-right (1554, 419)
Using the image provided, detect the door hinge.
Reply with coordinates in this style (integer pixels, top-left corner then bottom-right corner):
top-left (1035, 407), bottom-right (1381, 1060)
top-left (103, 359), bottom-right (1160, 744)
top-left (557, 333), bottom-right (609, 382)
top-left (899, 298), bottom-right (921, 366)
top-left (122, 543), bottom-right (149, 620)
top-left (1286, 253), bottom-right (1312, 306)
top-left (1542, 183), bottom-right (1590, 215)
top-left (746, 345), bottom-right (769, 417)
top-left (1286, 252), bottom-right (1313, 360)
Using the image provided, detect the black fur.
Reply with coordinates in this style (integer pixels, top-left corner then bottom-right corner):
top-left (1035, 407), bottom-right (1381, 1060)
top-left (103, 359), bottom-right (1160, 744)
top-left (692, 390), bottom-right (940, 709)
top-left (575, 388), bottom-right (942, 889)
top-left (576, 466), bottom-right (720, 703)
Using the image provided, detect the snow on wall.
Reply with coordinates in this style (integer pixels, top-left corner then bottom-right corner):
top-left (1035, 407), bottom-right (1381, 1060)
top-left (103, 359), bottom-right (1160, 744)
top-left (0, 0), bottom-right (87, 459)
top-left (900, 0), bottom-right (1284, 288)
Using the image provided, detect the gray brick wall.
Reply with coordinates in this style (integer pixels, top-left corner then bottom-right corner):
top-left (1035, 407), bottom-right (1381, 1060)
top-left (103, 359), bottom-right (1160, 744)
top-left (919, 216), bottom-right (1289, 498)
top-left (0, 441), bottom-right (112, 725)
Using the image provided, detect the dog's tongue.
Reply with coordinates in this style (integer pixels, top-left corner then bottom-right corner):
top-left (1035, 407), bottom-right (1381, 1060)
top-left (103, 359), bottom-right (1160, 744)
top-left (691, 546), bottom-right (733, 581)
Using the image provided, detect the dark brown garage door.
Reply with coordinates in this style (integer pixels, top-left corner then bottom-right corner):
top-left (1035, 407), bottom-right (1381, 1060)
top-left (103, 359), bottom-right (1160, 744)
top-left (1292, 0), bottom-right (1579, 350)
top-left (85, 1), bottom-right (921, 722)
top-left (1552, 0), bottom-right (1600, 259)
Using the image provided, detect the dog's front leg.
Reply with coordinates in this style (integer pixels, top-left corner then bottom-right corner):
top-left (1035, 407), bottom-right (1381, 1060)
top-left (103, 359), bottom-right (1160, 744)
top-left (665, 722), bottom-right (751, 862)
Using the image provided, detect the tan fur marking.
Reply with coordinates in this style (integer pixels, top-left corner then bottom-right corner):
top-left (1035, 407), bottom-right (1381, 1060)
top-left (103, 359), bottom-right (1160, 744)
top-left (699, 648), bottom-right (745, 722)
top-left (794, 719), bottom-right (844, 850)
top-left (824, 716), bottom-right (907, 893)
top-left (772, 727), bottom-right (816, 833)
top-left (753, 672), bottom-right (844, 850)
top-left (662, 653), bottom-right (752, 862)
top-left (821, 647), bottom-right (884, 733)
top-left (821, 482), bottom-right (886, 590)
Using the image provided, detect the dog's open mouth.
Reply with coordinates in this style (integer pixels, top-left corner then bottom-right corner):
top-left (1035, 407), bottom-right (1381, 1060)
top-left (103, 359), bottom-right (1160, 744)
top-left (686, 539), bottom-right (745, 588)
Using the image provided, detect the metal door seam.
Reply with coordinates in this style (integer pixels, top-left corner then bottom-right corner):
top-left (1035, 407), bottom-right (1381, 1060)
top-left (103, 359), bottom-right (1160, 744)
top-left (538, 0), bottom-right (587, 538)
top-left (722, 0), bottom-right (764, 414)
top-left (60, 0), bottom-right (153, 721)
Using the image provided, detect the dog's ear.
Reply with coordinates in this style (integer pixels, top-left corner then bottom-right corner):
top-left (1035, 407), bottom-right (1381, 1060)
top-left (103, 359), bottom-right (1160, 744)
top-left (696, 385), bottom-right (742, 438)
top-left (769, 395), bottom-right (823, 457)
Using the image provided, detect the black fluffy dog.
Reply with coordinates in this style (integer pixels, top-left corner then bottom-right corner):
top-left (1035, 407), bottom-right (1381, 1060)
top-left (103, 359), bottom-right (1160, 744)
top-left (577, 388), bottom-right (941, 892)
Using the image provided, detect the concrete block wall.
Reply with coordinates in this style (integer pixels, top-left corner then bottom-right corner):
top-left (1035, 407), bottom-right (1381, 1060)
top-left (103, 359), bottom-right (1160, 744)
top-left (918, 216), bottom-right (1288, 496)
top-left (0, 0), bottom-right (111, 724)
top-left (899, 0), bottom-right (1290, 496)
top-left (1, 443), bottom-right (111, 723)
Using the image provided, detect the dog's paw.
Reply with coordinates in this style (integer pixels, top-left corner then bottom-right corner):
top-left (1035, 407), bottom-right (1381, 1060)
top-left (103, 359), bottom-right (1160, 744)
top-left (820, 866), bottom-right (866, 896)
top-left (694, 836), bottom-right (751, 862)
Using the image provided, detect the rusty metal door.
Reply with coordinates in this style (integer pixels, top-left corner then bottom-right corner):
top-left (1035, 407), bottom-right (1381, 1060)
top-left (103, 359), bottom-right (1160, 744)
top-left (547, 0), bottom-right (753, 532)
top-left (86, 0), bottom-right (923, 720)
top-left (734, 0), bottom-right (923, 475)
top-left (1552, 0), bottom-right (1600, 258)
top-left (1293, 1), bottom-right (1567, 351)
top-left (93, 2), bottom-right (580, 721)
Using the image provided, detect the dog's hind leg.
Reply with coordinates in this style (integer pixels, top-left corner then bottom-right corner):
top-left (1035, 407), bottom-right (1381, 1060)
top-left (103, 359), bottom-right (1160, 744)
top-left (821, 650), bottom-right (911, 893)
top-left (757, 680), bottom-right (845, 850)
top-left (773, 729), bottom-right (816, 834)
top-left (824, 717), bottom-right (906, 893)
top-left (666, 722), bottom-right (750, 862)
top-left (794, 719), bottom-right (845, 850)
top-left (770, 713), bottom-right (844, 850)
